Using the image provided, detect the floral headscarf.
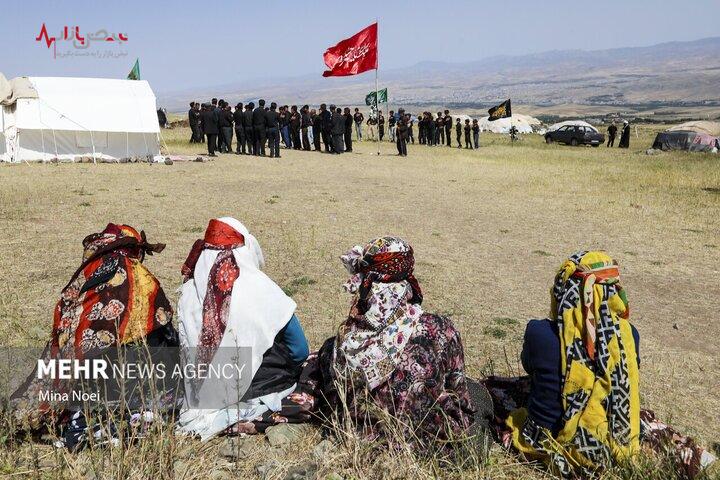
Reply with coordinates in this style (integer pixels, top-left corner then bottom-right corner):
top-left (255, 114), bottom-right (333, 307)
top-left (335, 236), bottom-right (424, 389)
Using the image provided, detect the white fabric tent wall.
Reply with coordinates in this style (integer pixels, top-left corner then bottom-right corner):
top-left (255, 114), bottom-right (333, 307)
top-left (477, 115), bottom-right (535, 134)
top-left (1, 77), bottom-right (161, 163)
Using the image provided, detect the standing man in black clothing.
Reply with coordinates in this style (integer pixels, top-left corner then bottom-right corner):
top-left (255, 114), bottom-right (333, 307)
top-left (320, 104), bottom-right (333, 152)
top-left (455, 118), bottom-right (462, 148)
top-left (444, 110), bottom-right (452, 147)
top-left (464, 119), bottom-right (472, 149)
top-left (233, 102), bottom-right (245, 154)
top-left (343, 107), bottom-right (353, 152)
top-left (189, 102), bottom-right (201, 143)
top-left (243, 103), bottom-right (255, 155)
top-left (289, 106), bottom-right (302, 150)
top-left (472, 119), bottom-right (480, 149)
top-left (606, 123), bottom-right (618, 147)
top-left (418, 113), bottom-right (426, 144)
top-left (311, 109), bottom-right (322, 151)
top-left (435, 112), bottom-right (445, 146)
top-left (388, 110), bottom-right (396, 143)
top-left (407, 115), bottom-right (415, 144)
top-left (331, 107), bottom-right (345, 154)
top-left (353, 108), bottom-right (364, 141)
top-left (427, 112), bottom-right (436, 146)
top-left (199, 103), bottom-right (219, 157)
top-left (253, 99), bottom-right (267, 156)
top-left (301, 105), bottom-right (311, 151)
top-left (265, 102), bottom-right (281, 158)
top-left (396, 114), bottom-right (408, 156)
top-left (378, 113), bottom-right (385, 142)
top-left (219, 103), bottom-right (234, 153)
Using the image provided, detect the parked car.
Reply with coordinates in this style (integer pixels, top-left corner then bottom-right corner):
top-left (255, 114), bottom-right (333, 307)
top-left (545, 125), bottom-right (604, 146)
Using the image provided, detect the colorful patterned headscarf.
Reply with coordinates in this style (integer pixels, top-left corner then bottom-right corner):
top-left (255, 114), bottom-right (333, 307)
top-left (335, 236), bottom-right (424, 389)
top-left (11, 224), bottom-right (173, 423)
top-left (507, 251), bottom-right (640, 477)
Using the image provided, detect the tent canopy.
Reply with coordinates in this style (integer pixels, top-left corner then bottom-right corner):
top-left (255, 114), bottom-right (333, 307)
top-left (667, 121), bottom-right (720, 137)
top-left (15, 77), bottom-right (159, 134)
top-left (1, 75), bottom-right (160, 162)
top-left (477, 114), bottom-right (539, 134)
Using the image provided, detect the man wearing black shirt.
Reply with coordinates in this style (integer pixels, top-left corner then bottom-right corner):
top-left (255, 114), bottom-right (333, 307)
top-left (189, 102), bottom-right (201, 143)
top-left (301, 105), bottom-right (311, 151)
top-left (343, 107), bottom-right (353, 152)
top-left (219, 103), bottom-right (234, 154)
top-left (353, 108), bottom-right (364, 141)
top-left (265, 102), bottom-right (281, 158)
top-left (388, 110), bottom-right (396, 143)
top-left (253, 99), bottom-right (267, 156)
top-left (331, 107), bottom-right (345, 154)
top-left (199, 103), bottom-right (219, 157)
top-left (233, 103), bottom-right (245, 154)
top-left (289, 105), bottom-right (302, 150)
top-left (435, 112), bottom-right (445, 146)
top-left (243, 103), bottom-right (255, 155)
top-left (311, 108), bottom-right (322, 151)
top-left (444, 110), bottom-right (452, 147)
top-left (320, 104), bottom-right (333, 152)
top-left (378, 113), bottom-right (385, 141)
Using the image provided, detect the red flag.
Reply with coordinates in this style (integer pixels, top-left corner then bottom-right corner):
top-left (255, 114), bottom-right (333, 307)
top-left (322, 23), bottom-right (378, 77)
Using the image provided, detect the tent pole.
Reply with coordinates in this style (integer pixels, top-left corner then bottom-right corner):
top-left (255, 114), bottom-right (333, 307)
top-left (375, 18), bottom-right (380, 156)
top-left (90, 131), bottom-right (97, 164)
top-left (126, 131), bottom-right (129, 161)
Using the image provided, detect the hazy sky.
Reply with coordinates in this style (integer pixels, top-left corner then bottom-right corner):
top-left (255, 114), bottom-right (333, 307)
top-left (1, 0), bottom-right (718, 93)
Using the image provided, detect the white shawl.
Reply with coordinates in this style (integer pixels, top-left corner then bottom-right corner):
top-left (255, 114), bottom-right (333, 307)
top-left (175, 217), bottom-right (297, 440)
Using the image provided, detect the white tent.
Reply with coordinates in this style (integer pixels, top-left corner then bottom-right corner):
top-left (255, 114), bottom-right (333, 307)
top-left (477, 114), bottom-right (540, 134)
top-left (547, 120), bottom-right (599, 133)
top-left (0, 75), bottom-right (161, 163)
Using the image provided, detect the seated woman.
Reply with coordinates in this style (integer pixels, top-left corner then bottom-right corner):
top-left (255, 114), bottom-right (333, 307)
top-left (484, 251), bottom-right (715, 478)
top-left (175, 217), bottom-right (312, 440)
top-left (11, 224), bottom-right (179, 449)
top-left (316, 236), bottom-right (477, 447)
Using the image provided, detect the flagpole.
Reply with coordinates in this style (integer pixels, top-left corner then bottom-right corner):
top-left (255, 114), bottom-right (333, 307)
top-left (375, 19), bottom-right (380, 156)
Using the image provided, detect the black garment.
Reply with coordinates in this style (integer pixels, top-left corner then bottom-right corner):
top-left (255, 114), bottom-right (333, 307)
top-left (241, 330), bottom-right (302, 401)
top-left (407, 120), bottom-right (415, 143)
top-left (265, 110), bottom-right (280, 158)
top-left (206, 134), bottom-right (217, 156)
top-left (444, 116), bottom-right (453, 146)
top-left (619, 124), bottom-right (630, 148)
top-left (455, 123), bottom-right (462, 147)
top-left (311, 114), bottom-right (322, 151)
top-left (320, 109), bottom-right (333, 152)
top-left (157, 109), bottom-right (167, 128)
top-left (607, 124), bottom-right (618, 147)
top-left (396, 121), bottom-right (408, 156)
top-left (378, 118), bottom-right (385, 142)
top-left (242, 109), bottom-right (255, 155)
top-left (199, 108), bottom-right (219, 135)
top-left (435, 118), bottom-right (444, 145)
top-left (331, 112), bottom-right (345, 154)
top-left (521, 319), bottom-right (640, 434)
top-left (472, 125), bottom-right (480, 149)
top-left (253, 107), bottom-right (267, 156)
top-left (464, 125), bottom-right (472, 148)
top-left (221, 127), bottom-right (233, 153)
top-left (189, 109), bottom-right (201, 143)
top-left (301, 112), bottom-right (311, 150)
top-left (344, 113), bottom-right (353, 152)
top-left (427, 119), bottom-right (435, 146)
top-left (290, 111), bottom-right (302, 150)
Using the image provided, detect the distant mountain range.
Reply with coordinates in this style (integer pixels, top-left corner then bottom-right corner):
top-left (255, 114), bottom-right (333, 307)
top-left (159, 37), bottom-right (720, 120)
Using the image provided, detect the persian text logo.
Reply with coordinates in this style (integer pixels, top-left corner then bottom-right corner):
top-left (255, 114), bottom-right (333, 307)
top-left (35, 23), bottom-right (129, 60)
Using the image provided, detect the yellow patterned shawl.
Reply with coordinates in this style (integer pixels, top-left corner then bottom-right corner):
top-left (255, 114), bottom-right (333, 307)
top-left (508, 251), bottom-right (640, 477)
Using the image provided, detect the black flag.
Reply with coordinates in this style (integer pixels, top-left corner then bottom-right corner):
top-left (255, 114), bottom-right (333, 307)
top-left (488, 99), bottom-right (512, 121)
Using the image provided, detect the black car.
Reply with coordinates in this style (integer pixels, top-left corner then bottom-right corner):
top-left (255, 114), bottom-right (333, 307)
top-left (545, 125), bottom-right (604, 147)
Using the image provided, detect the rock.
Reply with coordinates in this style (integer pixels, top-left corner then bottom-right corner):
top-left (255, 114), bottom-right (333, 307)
top-left (256, 460), bottom-right (278, 477)
top-left (265, 424), bottom-right (312, 447)
top-left (673, 323), bottom-right (680, 330)
top-left (312, 439), bottom-right (336, 461)
top-left (218, 436), bottom-right (253, 460)
top-left (645, 148), bottom-right (660, 155)
top-left (163, 158), bottom-right (174, 165)
top-left (283, 462), bottom-right (318, 480)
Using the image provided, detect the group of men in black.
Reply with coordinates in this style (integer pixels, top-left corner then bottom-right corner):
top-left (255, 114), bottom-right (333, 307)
top-left (187, 99), bottom-right (477, 157)
top-left (189, 98), bottom-right (363, 157)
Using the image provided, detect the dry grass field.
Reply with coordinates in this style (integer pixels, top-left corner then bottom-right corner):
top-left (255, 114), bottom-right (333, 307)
top-left (0, 124), bottom-right (719, 479)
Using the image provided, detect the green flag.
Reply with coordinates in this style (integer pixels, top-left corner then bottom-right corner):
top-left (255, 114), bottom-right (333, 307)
top-left (127, 59), bottom-right (140, 80)
top-left (365, 88), bottom-right (388, 106)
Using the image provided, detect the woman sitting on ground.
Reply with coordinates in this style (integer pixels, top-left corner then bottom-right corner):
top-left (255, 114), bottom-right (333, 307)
top-left (175, 217), bottom-right (312, 440)
top-left (11, 224), bottom-right (179, 449)
top-left (484, 251), bottom-right (715, 478)
top-left (316, 236), bottom-right (477, 448)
